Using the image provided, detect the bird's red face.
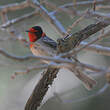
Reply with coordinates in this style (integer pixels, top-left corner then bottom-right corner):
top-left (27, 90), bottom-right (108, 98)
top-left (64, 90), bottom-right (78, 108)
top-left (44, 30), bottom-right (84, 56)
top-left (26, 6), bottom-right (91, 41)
top-left (28, 28), bottom-right (38, 42)
top-left (26, 26), bottom-right (46, 42)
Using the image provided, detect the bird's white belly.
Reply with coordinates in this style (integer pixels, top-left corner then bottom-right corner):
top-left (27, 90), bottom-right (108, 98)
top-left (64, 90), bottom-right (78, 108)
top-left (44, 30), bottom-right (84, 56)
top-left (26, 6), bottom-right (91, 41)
top-left (30, 42), bottom-right (56, 63)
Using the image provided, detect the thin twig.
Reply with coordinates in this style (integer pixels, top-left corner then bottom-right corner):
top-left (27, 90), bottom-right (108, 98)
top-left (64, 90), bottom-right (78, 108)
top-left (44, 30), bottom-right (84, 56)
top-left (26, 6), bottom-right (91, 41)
top-left (59, 0), bottom-right (109, 8)
top-left (31, 0), bottom-right (66, 36)
top-left (65, 10), bottom-right (87, 36)
top-left (1, 10), bottom-right (40, 28)
top-left (42, 0), bottom-right (75, 18)
top-left (96, 5), bottom-right (110, 10)
top-left (0, 1), bottom-right (29, 13)
top-left (80, 41), bottom-right (110, 56)
top-left (93, 0), bottom-right (97, 11)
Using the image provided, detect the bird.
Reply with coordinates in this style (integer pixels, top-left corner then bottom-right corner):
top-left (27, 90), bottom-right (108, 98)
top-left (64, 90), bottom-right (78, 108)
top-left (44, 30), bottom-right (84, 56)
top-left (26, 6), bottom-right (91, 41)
top-left (26, 26), bottom-right (96, 90)
top-left (26, 26), bottom-right (57, 63)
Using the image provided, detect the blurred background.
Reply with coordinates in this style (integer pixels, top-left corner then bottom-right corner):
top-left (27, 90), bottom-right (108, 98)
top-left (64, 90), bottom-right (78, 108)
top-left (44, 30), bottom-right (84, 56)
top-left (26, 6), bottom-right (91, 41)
top-left (0, 0), bottom-right (110, 110)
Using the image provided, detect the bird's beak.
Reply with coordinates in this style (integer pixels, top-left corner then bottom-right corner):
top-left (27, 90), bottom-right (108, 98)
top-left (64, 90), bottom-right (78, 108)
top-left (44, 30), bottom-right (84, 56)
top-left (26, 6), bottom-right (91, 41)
top-left (26, 30), bottom-right (30, 32)
top-left (25, 30), bottom-right (34, 34)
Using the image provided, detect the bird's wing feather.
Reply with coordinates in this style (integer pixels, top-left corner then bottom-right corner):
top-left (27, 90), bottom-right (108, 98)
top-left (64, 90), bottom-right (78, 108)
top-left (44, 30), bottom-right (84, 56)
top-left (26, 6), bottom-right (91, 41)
top-left (42, 36), bottom-right (57, 49)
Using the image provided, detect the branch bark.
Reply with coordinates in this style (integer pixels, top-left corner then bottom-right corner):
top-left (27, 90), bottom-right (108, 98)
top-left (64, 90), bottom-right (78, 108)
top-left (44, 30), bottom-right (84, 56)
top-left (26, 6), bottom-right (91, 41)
top-left (25, 68), bottom-right (59, 110)
top-left (57, 21), bottom-right (110, 53)
top-left (24, 16), bottom-right (110, 110)
top-left (0, 0), bottom-right (110, 110)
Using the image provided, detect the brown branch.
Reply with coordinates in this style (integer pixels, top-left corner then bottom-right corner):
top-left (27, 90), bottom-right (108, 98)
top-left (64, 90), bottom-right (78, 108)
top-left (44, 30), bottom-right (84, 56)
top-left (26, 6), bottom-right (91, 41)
top-left (59, 0), bottom-right (109, 9)
top-left (75, 29), bottom-right (110, 55)
top-left (42, 0), bottom-right (75, 18)
top-left (70, 67), bottom-right (96, 90)
top-left (12, 63), bottom-right (73, 78)
top-left (22, 36), bottom-right (65, 110)
top-left (25, 61), bottom-right (101, 110)
top-left (57, 21), bottom-right (110, 53)
top-left (0, 8), bottom-right (21, 40)
top-left (59, 42), bottom-right (110, 58)
top-left (52, 1), bottom-right (110, 22)
top-left (0, 48), bottom-right (37, 61)
top-left (12, 64), bottom-right (48, 79)
top-left (0, 11), bottom-right (8, 23)
top-left (0, 46), bottom-right (109, 74)
top-left (1, 0), bottom-right (109, 109)
top-left (0, 48), bottom-right (70, 62)
top-left (25, 20), bottom-right (110, 110)
top-left (25, 68), bottom-right (59, 110)
top-left (24, 55), bottom-right (110, 110)
top-left (0, 36), bottom-right (11, 41)
top-left (65, 10), bottom-right (87, 36)
top-left (96, 5), bottom-right (110, 10)
top-left (25, 19), bottom-right (110, 110)
top-left (50, 0), bottom-right (110, 15)
top-left (106, 73), bottom-right (110, 83)
top-left (86, 10), bottom-right (110, 20)
top-left (0, 8), bottom-right (31, 47)
top-left (93, 0), bottom-right (97, 11)
top-left (13, 58), bottom-right (110, 79)
top-left (13, 57), bottom-right (110, 75)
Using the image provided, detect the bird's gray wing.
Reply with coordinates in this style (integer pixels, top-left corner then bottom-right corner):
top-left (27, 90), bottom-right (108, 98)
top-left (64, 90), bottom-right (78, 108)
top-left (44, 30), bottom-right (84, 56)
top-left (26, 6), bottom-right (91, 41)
top-left (42, 36), bottom-right (57, 49)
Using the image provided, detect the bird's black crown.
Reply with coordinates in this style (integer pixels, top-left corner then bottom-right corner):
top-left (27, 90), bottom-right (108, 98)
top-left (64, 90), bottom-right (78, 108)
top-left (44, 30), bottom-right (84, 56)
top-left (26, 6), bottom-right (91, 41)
top-left (32, 26), bottom-right (43, 39)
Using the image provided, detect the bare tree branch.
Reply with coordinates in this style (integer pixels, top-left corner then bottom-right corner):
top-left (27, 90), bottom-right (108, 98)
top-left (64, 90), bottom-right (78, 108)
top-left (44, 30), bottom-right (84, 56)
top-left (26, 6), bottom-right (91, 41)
top-left (58, 0), bottom-right (109, 9)
top-left (96, 5), bottom-right (110, 10)
top-left (80, 42), bottom-right (110, 56)
top-left (25, 67), bottom-right (59, 110)
top-left (0, 0), bottom-right (110, 110)
top-left (31, 0), bottom-right (66, 36)
top-left (74, 29), bottom-right (110, 55)
top-left (57, 21), bottom-right (110, 53)
top-left (24, 20), bottom-right (110, 110)
top-left (41, 0), bottom-right (75, 18)
top-left (1, 10), bottom-right (40, 29)
top-left (0, 1), bottom-right (29, 13)
top-left (0, 48), bottom-right (36, 61)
